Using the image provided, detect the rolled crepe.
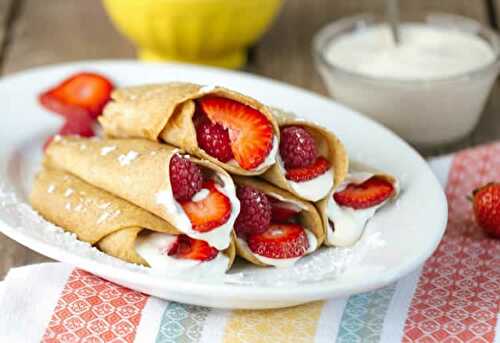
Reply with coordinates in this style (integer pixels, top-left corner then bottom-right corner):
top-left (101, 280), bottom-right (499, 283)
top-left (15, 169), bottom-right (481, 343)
top-left (317, 161), bottom-right (399, 247)
top-left (261, 108), bottom-right (349, 202)
top-left (30, 168), bottom-right (236, 269)
top-left (44, 136), bottom-right (240, 250)
top-left (99, 82), bottom-right (280, 175)
top-left (232, 176), bottom-right (324, 267)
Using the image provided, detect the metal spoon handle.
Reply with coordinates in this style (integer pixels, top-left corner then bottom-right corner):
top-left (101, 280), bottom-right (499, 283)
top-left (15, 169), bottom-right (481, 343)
top-left (386, 0), bottom-right (401, 45)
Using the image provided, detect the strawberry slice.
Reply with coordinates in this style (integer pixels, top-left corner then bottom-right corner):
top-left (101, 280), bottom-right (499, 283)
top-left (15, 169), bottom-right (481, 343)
top-left (285, 156), bottom-right (330, 182)
top-left (39, 72), bottom-right (113, 120)
top-left (181, 180), bottom-right (232, 232)
top-left (334, 176), bottom-right (394, 209)
top-left (269, 197), bottom-right (301, 223)
top-left (43, 112), bottom-right (95, 150)
top-left (247, 223), bottom-right (309, 259)
top-left (167, 234), bottom-right (218, 261)
top-left (198, 96), bottom-right (274, 170)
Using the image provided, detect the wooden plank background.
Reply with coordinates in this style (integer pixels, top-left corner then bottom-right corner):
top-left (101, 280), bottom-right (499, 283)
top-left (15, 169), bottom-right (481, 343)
top-left (0, 0), bottom-right (499, 278)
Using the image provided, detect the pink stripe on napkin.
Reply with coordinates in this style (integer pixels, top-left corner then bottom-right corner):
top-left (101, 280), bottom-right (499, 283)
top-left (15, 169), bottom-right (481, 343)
top-left (403, 143), bottom-right (500, 342)
top-left (42, 269), bottom-right (148, 343)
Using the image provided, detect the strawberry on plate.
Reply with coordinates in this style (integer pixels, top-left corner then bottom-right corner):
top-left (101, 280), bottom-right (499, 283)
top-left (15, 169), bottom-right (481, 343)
top-left (39, 72), bottom-right (113, 120)
top-left (269, 197), bottom-right (301, 223)
top-left (181, 180), bottom-right (232, 233)
top-left (43, 112), bottom-right (95, 150)
top-left (334, 176), bottom-right (394, 209)
top-left (167, 234), bottom-right (218, 261)
top-left (198, 96), bottom-right (274, 170)
top-left (285, 156), bottom-right (330, 182)
top-left (247, 223), bottom-right (309, 259)
top-left (472, 182), bottom-right (500, 239)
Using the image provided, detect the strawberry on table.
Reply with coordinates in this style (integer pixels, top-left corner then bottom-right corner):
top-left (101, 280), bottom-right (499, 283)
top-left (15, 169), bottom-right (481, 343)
top-left (334, 176), bottom-right (394, 209)
top-left (472, 182), bottom-right (500, 239)
top-left (285, 156), bottom-right (330, 182)
top-left (198, 96), bottom-right (274, 170)
top-left (167, 234), bottom-right (218, 261)
top-left (247, 223), bottom-right (310, 259)
top-left (181, 180), bottom-right (232, 233)
top-left (39, 72), bottom-right (113, 120)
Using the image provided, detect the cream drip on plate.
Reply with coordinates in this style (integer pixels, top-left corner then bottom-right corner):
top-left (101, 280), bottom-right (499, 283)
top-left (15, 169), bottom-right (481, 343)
top-left (135, 232), bottom-right (229, 275)
top-left (326, 172), bottom-right (398, 246)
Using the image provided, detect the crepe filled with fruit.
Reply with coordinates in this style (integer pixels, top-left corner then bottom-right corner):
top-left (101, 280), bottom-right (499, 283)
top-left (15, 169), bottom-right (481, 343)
top-left (99, 82), bottom-right (280, 175)
top-left (44, 136), bottom-right (240, 250)
top-left (31, 168), bottom-right (235, 273)
top-left (317, 162), bottom-right (399, 247)
top-left (262, 109), bottom-right (349, 201)
top-left (232, 176), bottom-right (324, 267)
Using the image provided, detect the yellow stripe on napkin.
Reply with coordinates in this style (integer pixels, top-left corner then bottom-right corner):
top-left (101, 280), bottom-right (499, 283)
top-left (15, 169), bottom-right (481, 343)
top-left (223, 301), bottom-right (325, 343)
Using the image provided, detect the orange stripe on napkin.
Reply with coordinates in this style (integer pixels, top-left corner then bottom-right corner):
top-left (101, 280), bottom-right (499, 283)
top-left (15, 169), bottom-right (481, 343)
top-left (223, 301), bottom-right (325, 343)
top-left (42, 269), bottom-right (148, 343)
top-left (402, 143), bottom-right (500, 342)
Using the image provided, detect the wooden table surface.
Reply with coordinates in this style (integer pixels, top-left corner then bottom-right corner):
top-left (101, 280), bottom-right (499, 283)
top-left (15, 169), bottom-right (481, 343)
top-left (1, 0), bottom-right (500, 279)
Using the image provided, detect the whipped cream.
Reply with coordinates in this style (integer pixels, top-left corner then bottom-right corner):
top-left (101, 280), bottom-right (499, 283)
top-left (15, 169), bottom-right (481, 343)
top-left (238, 230), bottom-right (318, 268)
top-left (135, 232), bottom-right (229, 276)
top-left (276, 155), bottom-right (334, 201)
top-left (155, 153), bottom-right (240, 250)
top-left (326, 172), bottom-right (398, 246)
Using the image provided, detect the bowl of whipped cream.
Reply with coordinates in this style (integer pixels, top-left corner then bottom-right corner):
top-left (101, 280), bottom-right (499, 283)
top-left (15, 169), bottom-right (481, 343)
top-left (313, 13), bottom-right (500, 148)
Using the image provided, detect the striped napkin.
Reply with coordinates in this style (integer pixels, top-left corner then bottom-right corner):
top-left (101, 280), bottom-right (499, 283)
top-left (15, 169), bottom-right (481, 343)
top-left (1, 142), bottom-right (499, 343)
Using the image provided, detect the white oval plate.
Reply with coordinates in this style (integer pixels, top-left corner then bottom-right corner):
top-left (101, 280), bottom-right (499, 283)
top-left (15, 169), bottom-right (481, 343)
top-left (0, 61), bottom-right (447, 309)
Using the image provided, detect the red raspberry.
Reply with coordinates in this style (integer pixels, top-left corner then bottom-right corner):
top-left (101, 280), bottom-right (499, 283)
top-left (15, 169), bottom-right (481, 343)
top-left (279, 126), bottom-right (317, 169)
top-left (169, 154), bottom-right (203, 202)
top-left (195, 114), bottom-right (234, 162)
top-left (234, 186), bottom-right (271, 237)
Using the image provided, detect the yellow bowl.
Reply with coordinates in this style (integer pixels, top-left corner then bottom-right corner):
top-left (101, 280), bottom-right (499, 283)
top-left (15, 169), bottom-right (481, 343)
top-left (103, 0), bottom-right (283, 69)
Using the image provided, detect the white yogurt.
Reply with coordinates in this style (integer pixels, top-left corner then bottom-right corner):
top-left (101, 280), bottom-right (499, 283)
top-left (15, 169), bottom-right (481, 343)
top-left (325, 172), bottom-right (397, 246)
top-left (276, 155), bottom-right (334, 201)
top-left (238, 230), bottom-right (318, 268)
top-left (135, 232), bottom-right (229, 276)
top-left (155, 154), bottom-right (240, 250)
top-left (318, 20), bottom-right (500, 146)
top-left (326, 23), bottom-right (494, 80)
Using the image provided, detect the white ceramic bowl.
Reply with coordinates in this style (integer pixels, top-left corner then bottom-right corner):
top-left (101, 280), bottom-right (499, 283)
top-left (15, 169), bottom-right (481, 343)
top-left (314, 13), bottom-right (500, 148)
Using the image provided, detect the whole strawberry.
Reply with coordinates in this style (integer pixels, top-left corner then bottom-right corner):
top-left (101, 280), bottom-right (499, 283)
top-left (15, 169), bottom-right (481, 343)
top-left (472, 182), bottom-right (500, 239)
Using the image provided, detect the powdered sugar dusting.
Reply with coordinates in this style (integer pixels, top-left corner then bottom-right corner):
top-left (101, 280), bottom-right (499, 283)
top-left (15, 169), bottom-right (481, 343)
top-left (64, 188), bottom-right (74, 197)
top-left (118, 151), bottom-right (139, 166)
top-left (47, 184), bottom-right (55, 193)
top-left (97, 202), bottom-right (110, 209)
top-left (100, 146), bottom-right (116, 156)
top-left (199, 85), bottom-right (216, 93)
top-left (96, 212), bottom-right (110, 224)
